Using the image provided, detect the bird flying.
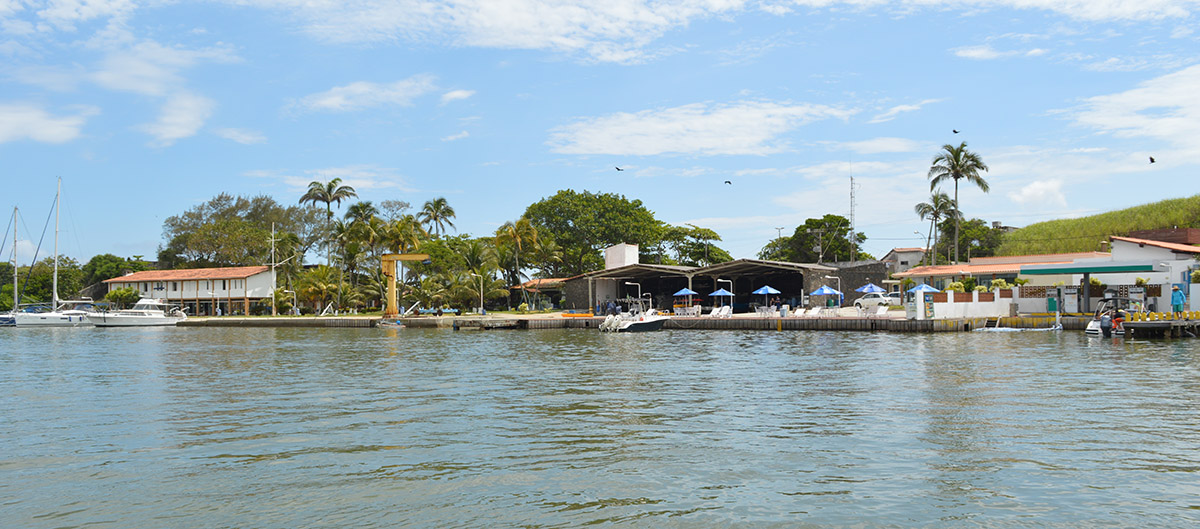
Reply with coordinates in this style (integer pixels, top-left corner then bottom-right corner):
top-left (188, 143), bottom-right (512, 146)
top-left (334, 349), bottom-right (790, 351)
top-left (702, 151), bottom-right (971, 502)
top-left (1149, 157), bottom-right (1156, 164)
top-left (724, 180), bottom-right (732, 185)
top-left (952, 129), bottom-right (960, 134)
top-left (615, 166), bottom-right (624, 171)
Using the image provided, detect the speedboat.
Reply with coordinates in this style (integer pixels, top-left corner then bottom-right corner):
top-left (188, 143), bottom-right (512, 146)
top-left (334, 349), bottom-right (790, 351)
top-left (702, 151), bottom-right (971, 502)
top-left (599, 297), bottom-right (669, 333)
top-left (86, 298), bottom-right (187, 327)
top-left (1085, 297), bottom-right (1138, 337)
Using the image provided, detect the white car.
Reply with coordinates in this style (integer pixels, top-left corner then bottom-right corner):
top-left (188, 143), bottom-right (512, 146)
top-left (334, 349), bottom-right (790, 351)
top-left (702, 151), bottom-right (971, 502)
top-left (853, 292), bottom-right (897, 309)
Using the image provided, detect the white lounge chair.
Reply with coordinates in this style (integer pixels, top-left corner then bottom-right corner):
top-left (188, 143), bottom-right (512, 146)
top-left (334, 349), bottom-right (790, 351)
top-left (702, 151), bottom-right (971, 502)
top-left (707, 306), bottom-right (721, 318)
top-left (867, 306), bottom-right (889, 318)
top-left (719, 306), bottom-right (732, 318)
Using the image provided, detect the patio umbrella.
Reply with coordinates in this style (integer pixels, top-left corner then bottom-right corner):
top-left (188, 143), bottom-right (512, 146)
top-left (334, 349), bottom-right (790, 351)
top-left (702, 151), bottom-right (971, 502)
top-left (709, 288), bottom-right (734, 306)
top-left (907, 283), bottom-right (941, 293)
top-left (752, 285), bottom-right (781, 306)
top-left (673, 287), bottom-right (699, 306)
top-left (855, 282), bottom-right (886, 293)
top-left (809, 285), bottom-right (842, 296)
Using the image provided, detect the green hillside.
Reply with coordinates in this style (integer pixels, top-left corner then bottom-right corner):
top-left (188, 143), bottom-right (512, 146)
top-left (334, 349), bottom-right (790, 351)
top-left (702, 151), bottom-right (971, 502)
top-left (996, 195), bottom-right (1200, 256)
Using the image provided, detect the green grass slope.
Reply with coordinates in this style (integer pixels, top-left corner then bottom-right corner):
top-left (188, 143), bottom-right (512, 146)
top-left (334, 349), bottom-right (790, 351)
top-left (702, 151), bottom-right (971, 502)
top-left (996, 195), bottom-right (1200, 256)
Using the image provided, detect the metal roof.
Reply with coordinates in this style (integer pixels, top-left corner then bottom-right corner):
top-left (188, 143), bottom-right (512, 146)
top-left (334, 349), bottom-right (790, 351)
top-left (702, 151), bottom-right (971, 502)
top-left (1020, 261), bottom-right (1161, 275)
top-left (572, 259), bottom-right (834, 281)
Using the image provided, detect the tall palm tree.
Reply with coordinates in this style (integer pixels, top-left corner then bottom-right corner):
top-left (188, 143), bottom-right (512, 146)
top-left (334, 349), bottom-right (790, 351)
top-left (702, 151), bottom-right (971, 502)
top-left (419, 197), bottom-right (456, 237)
top-left (298, 177), bottom-right (358, 264)
top-left (496, 218), bottom-right (538, 306)
top-left (928, 141), bottom-right (989, 263)
top-left (914, 192), bottom-right (957, 266)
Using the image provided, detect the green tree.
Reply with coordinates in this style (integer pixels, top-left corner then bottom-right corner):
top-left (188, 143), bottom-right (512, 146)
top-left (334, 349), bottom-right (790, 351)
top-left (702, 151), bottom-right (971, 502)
top-left (757, 237), bottom-right (789, 261)
top-left (299, 265), bottom-right (340, 310)
top-left (783, 215), bottom-right (868, 263)
top-left (524, 190), bottom-right (661, 275)
top-left (914, 192), bottom-right (957, 266)
top-left (105, 286), bottom-right (141, 308)
top-left (495, 217), bottom-right (539, 305)
top-left (159, 194), bottom-right (321, 268)
top-left (928, 141), bottom-right (990, 263)
top-left (419, 197), bottom-right (456, 237)
top-left (298, 178), bottom-right (358, 264)
top-left (81, 254), bottom-right (148, 286)
top-left (20, 257), bottom-right (84, 303)
top-left (663, 224), bottom-right (732, 266)
top-left (935, 218), bottom-right (1006, 262)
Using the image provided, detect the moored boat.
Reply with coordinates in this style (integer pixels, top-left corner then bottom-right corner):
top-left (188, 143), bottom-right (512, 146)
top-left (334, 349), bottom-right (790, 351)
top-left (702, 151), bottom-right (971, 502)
top-left (86, 298), bottom-right (186, 327)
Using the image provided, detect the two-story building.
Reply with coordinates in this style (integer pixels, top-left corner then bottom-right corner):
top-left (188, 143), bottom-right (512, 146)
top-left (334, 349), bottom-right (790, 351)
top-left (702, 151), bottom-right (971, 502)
top-left (104, 265), bottom-right (273, 316)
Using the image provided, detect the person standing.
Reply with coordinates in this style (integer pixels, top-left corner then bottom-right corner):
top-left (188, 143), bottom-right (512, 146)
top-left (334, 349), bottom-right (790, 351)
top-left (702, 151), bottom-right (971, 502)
top-left (1171, 285), bottom-right (1187, 316)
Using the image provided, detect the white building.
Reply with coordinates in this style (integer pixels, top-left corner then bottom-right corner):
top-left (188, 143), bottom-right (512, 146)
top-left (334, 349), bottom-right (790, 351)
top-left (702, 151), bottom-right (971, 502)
top-left (881, 247), bottom-right (926, 274)
top-left (104, 265), bottom-right (273, 316)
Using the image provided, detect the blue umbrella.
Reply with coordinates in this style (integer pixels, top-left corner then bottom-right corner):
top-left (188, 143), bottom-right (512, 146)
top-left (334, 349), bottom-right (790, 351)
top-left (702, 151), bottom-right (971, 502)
top-left (673, 288), bottom-right (699, 296)
top-left (809, 285), bottom-right (842, 296)
top-left (907, 283), bottom-right (941, 293)
top-left (752, 285), bottom-right (781, 307)
top-left (709, 288), bottom-right (734, 306)
top-left (855, 282), bottom-right (886, 293)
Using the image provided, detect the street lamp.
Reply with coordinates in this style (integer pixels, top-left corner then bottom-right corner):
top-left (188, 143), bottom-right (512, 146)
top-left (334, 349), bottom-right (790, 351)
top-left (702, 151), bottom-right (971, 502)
top-left (717, 278), bottom-right (733, 307)
top-left (824, 275), bottom-right (842, 307)
top-left (624, 281), bottom-right (641, 300)
top-left (470, 273), bottom-right (486, 315)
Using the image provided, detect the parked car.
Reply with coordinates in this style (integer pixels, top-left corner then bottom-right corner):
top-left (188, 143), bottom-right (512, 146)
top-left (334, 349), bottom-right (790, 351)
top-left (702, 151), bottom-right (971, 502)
top-left (853, 292), bottom-right (895, 309)
top-left (887, 292), bottom-right (902, 304)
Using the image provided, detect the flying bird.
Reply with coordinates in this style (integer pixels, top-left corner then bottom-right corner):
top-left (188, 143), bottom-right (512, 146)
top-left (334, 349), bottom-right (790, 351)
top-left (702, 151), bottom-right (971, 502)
top-left (615, 166), bottom-right (624, 171)
top-left (1149, 156), bottom-right (1156, 164)
top-left (952, 129), bottom-right (960, 134)
top-left (724, 180), bottom-right (732, 185)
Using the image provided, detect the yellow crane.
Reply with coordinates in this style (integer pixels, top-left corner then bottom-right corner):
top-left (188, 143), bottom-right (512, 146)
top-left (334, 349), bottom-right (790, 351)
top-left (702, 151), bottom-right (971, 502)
top-left (381, 253), bottom-right (430, 317)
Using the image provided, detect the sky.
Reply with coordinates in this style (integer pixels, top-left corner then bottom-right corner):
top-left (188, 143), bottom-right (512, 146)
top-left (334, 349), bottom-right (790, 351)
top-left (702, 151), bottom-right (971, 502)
top-left (3, 0), bottom-right (1200, 268)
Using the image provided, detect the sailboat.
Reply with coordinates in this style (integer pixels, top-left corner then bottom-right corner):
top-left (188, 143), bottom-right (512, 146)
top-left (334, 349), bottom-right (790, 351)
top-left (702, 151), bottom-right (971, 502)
top-left (12, 178), bottom-right (95, 327)
top-left (1, 207), bottom-right (15, 326)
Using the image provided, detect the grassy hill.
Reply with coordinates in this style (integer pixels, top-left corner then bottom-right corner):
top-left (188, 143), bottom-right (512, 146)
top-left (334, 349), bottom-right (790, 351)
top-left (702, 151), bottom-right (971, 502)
top-left (996, 195), bottom-right (1200, 256)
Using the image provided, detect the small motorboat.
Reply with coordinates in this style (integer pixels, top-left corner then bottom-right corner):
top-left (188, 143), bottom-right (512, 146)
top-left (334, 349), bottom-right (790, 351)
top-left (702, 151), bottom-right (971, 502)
top-left (599, 296), bottom-right (669, 333)
top-left (86, 298), bottom-right (187, 327)
top-left (1085, 297), bottom-right (1138, 337)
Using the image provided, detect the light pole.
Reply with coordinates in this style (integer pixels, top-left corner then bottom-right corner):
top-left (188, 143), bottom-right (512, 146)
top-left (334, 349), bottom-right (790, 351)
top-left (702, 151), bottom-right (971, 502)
top-left (824, 275), bottom-right (842, 307)
top-left (470, 273), bottom-right (486, 315)
top-left (717, 278), bottom-right (733, 307)
top-left (624, 281), bottom-right (641, 300)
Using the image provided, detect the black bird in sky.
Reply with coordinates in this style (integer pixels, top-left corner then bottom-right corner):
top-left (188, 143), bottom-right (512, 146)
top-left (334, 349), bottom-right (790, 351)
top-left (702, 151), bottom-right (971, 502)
top-left (724, 180), bottom-right (732, 185)
top-left (615, 166), bottom-right (624, 171)
top-left (1149, 156), bottom-right (1156, 164)
top-left (952, 129), bottom-right (960, 134)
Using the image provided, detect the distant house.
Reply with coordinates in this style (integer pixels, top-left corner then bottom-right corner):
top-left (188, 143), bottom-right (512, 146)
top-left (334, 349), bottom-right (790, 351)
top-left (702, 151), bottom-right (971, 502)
top-left (881, 247), bottom-right (926, 274)
top-left (104, 265), bottom-right (272, 316)
top-left (895, 252), bottom-right (1110, 289)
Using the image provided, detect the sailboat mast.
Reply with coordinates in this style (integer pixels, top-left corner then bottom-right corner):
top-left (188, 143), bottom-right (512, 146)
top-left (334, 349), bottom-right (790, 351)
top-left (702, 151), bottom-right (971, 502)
top-left (53, 177), bottom-right (61, 307)
top-left (12, 207), bottom-right (16, 310)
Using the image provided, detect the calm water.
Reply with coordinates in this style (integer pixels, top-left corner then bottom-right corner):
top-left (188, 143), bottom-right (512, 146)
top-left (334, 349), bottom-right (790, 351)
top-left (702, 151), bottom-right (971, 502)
top-left (2, 326), bottom-right (1199, 528)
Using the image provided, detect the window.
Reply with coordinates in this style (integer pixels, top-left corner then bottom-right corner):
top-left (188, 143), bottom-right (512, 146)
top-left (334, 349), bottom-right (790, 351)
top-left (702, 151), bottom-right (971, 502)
top-left (221, 280), bottom-right (227, 290)
top-left (171, 282), bottom-right (178, 291)
top-left (142, 282), bottom-right (148, 291)
top-left (900, 260), bottom-right (909, 266)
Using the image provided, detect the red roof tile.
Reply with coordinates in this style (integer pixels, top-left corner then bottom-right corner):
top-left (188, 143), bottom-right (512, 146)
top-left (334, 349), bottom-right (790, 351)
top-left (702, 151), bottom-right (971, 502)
top-left (104, 266), bottom-right (270, 283)
top-left (1111, 236), bottom-right (1200, 254)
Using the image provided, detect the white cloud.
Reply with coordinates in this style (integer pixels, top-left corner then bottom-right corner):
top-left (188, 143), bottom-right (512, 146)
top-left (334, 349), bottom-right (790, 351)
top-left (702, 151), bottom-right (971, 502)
top-left (441, 130), bottom-right (469, 141)
top-left (1007, 179), bottom-right (1067, 208)
top-left (139, 93), bottom-right (214, 146)
top-left (868, 99), bottom-right (941, 123)
top-left (91, 40), bottom-right (238, 96)
top-left (294, 74), bottom-right (438, 112)
top-left (215, 127), bottom-right (266, 144)
top-left (954, 44), bottom-right (1017, 60)
top-left (34, 0), bottom-right (137, 30)
top-left (269, 165), bottom-right (414, 193)
top-left (1073, 64), bottom-right (1200, 158)
top-left (837, 137), bottom-right (925, 154)
top-left (440, 89), bottom-right (475, 104)
top-left (0, 103), bottom-right (96, 143)
top-left (548, 100), bottom-right (854, 156)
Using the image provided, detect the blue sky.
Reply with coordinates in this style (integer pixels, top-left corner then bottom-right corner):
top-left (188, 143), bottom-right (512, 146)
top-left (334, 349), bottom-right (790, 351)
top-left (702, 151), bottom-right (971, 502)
top-left (3, 1), bottom-right (1199, 266)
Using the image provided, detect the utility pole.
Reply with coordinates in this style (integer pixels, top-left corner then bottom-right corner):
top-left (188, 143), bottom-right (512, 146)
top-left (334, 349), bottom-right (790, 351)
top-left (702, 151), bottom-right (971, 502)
top-left (848, 172), bottom-right (857, 265)
top-left (807, 227), bottom-right (826, 263)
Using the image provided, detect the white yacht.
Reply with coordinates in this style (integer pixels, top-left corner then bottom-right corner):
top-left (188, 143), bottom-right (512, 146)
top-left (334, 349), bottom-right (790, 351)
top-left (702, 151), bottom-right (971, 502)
top-left (12, 300), bottom-right (97, 327)
top-left (87, 298), bottom-right (187, 327)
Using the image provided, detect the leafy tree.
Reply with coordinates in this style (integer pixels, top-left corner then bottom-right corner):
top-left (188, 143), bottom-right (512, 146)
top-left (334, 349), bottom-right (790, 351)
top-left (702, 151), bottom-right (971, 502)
top-left (159, 194), bottom-right (320, 268)
top-left (524, 190), bottom-right (661, 275)
top-left (928, 141), bottom-right (990, 263)
top-left (934, 218), bottom-right (1006, 262)
top-left (81, 254), bottom-right (148, 286)
top-left (378, 199), bottom-right (412, 221)
top-left (20, 257), bottom-right (83, 302)
top-left (298, 178), bottom-right (358, 264)
top-left (495, 217), bottom-right (539, 303)
top-left (105, 286), bottom-right (141, 308)
top-left (419, 197), bottom-right (456, 237)
top-left (782, 215), bottom-right (869, 263)
top-left (299, 265), bottom-right (340, 310)
top-left (914, 192), bottom-right (958, 266)
top-left (662, 224), bottom-right (732, 266)
top-left (757, 237), bottom-right (789, 261)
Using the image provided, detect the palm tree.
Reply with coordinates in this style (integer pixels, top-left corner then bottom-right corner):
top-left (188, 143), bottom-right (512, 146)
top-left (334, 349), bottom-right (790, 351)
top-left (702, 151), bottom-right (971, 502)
top-left (299, 177), bottom-right (358, 264)
top-left (914, 192), bottom-right (957, 266)
top-left (495, 218), bottom-right (538, 306)
top-left (928, 141), bottom-right (989, 263)
top-left (419, 197), bottom-right (456, 237)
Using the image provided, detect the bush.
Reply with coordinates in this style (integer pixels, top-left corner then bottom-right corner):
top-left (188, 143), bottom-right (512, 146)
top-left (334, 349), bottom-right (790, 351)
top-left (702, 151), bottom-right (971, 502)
top-left (989, 279), bottom-right (1010, 291)
top-left (518, 302), bottom-right (529, 313)
top-left (974, 285), bottom-right (989, 292)
top-left (1191, 270), bottom-right (1200, 284)
top-left (945, 281), bottom-right (965, 293)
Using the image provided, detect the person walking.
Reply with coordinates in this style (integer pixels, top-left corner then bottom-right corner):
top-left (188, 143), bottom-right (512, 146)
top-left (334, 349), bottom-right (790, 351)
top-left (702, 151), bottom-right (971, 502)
top-left (1171, 285), bottom-right (1187, 317)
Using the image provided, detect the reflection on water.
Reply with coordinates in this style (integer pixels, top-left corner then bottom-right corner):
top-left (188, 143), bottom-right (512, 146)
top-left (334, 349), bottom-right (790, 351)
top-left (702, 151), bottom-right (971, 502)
top-left (2, 327), bottom-right (1199, 527)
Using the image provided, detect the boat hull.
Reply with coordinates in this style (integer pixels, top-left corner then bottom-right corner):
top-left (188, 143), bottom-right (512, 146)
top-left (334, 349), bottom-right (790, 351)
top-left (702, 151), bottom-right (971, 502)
top-left (616, 317), bottom-right (668, 332)
top-left (13, 311), bottom-right (92, 327)
top-left (86, 314), bottom-right (180, 327)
